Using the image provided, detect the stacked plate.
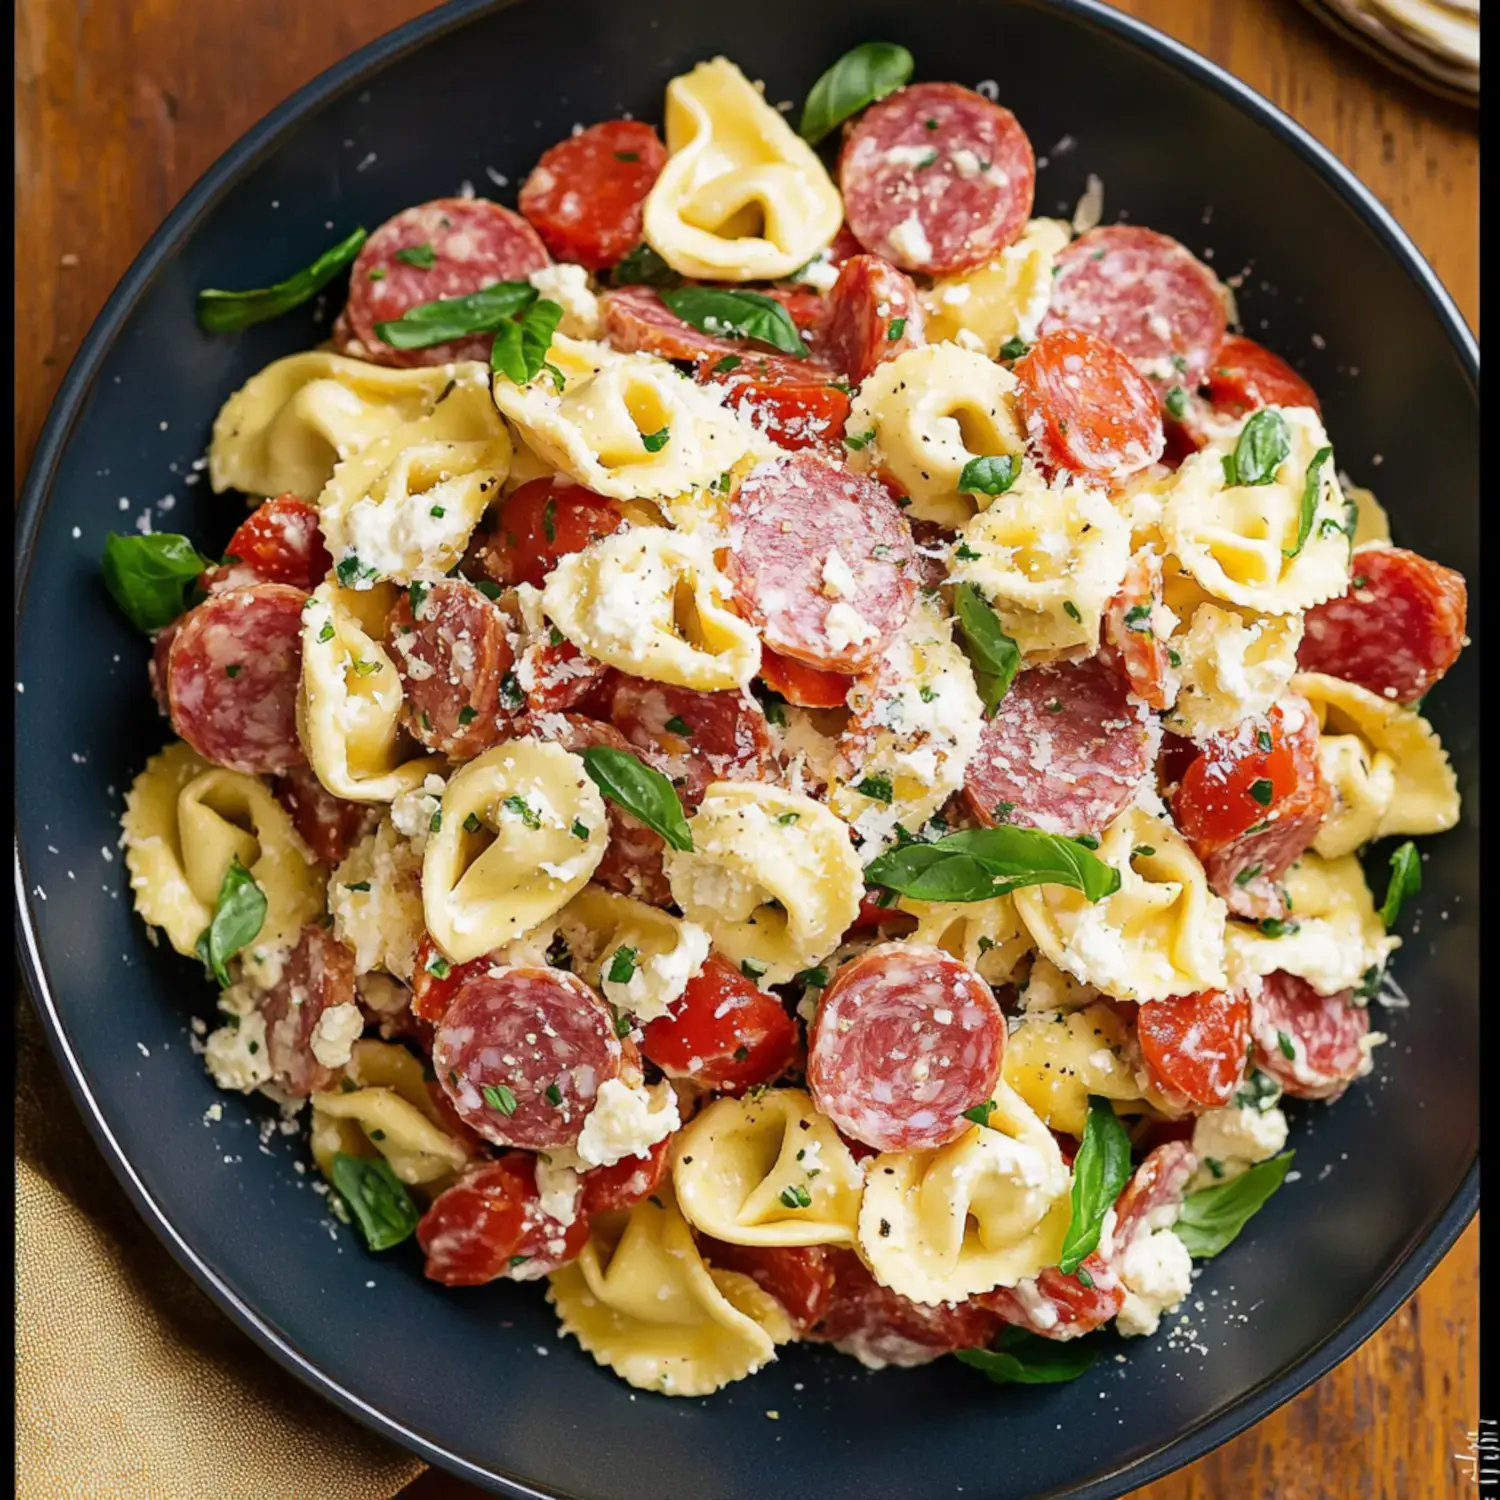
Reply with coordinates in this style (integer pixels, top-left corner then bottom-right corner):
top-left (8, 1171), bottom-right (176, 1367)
top-left (1297, 0), bottom-right (1479, 104)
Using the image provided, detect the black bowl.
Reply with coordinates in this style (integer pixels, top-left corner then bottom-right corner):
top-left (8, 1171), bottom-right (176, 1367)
top-left (14, 2), bottom-right (1478, 1496)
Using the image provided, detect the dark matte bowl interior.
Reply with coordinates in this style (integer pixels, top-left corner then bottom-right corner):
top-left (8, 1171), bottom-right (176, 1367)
top-left (14, 1), bottom-right (1477, 1496)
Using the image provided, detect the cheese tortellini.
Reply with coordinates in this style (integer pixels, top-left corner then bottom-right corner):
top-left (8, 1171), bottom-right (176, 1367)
top-left (897, 894), bottom-right (1033, 986)
top-left (542, 526), bottom-right (761, 690)
top-left (950, 470), bottom-right (1132, 659)
top-left (329, 813), bottom-right (426, 982)
top-left (494, 336), bottom-right (752, 500)
top-left (310, 1040), bottom-right (471, 1190)
top-left (1293, 672), bottom-right (1460, 858)
top-left (209, 352), bottom-right (491, 500)
top-left (1161, 406), bottom-right (1351, 615)
top-left (422, 739), bottom-right (608, 964)
top-left (1164, 603), bottom-right (1305, 740)
top-left (857, 1085), bottom-right (1073, 1306)
top-left (673, 1089), bottom-right (865, 1247)
top-left (1001, 1002), bottom-right (1149, 1136)
top-left (1014, 809), bottom-right (1228, 1002)
top-left (1226, 852), bottom-right (1399, 997)
top-left (298, 583), bottom-right (442, 803)
top-left (548, 1186), bottom-right (794, 1396)
top-left (122, 741), bottom-right (325, 959)
top-left (664, 782), bottom-right (862, 985)
top-left (921, 218), bottom-right (1071, 356)
top-left (643, 57), bottom-right (842, 282)
top-left (846, 343), bottom-right (1026, 526)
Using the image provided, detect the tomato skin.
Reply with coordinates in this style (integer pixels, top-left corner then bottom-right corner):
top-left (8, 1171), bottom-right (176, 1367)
top-left (1207, 334), bottom-right (1321, 418)
top-left (757, 647), bottom-right (854, 709)
top-left (203, 494), bottom-right (332, 592)
top-left (698, 1239), bottom-right (836, 1331)
top-left (1137, 987), bottom-right (1252, 1108)
top-left (977, 1254), bottom-right (1125, 1338)
top-left (1173, 705), bottom-right (1302, 851)
top-left (697, 361), bottom-right (851, 453)
top-left (845, 888), bottom-right (920, 938)
top-left (640, 955), bottom-right (798, 1093)
top-left (577, 1135), bottom-right (671, 1216)
top-left (477, 478), bottom-right (622, 589)
top-left (416, 1159), bottom-right (529, 1286)
top-left (410, 935), bottom-right (493, 1025)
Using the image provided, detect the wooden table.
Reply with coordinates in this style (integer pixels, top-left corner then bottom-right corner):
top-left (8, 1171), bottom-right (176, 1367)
top-left (15, 1), bottom-right (1477, 1495)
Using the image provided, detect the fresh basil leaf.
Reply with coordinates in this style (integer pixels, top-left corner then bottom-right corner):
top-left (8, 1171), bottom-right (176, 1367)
top-left (953, 583), bottom-right (1021, 717)
top-left (329, 1152), bottom-right (420, 1252)
top-left (609, 242), bottom-right (683, 289)
top-left (197, 226), bottom-right (367, 333)
top-left (798, 42), bottom-right (914, 146)
top-left (580, 746), bottom-right (693, 852)
top-left (864, 826), bottom-right (1120, 904)
top-left (1229, 407), bottom-right (1291, 487)
top-left (1378, 840), bottom-right (1421, 928)
top-left (375, 279), bottom-right (537, 349)
top-left (193, 857), bottom-right (267, 988)
top-left (1174, 1152), bottom-right (1293, 1258)
top-left (1058, 1096), bottom-right (1133, 1273)
top-left (101, 532), bottom-right (213, 633)
top-left (1286, 444), bottom-right (1334, 559)
top-left (492, 297), bottom-right (564, 384)
top-left (954, 1326), bottom-right (1099, 1385)
top-left (660, 287), bottom-right (808, 357)
top-left (957, 455), bottom-right (1019, 497)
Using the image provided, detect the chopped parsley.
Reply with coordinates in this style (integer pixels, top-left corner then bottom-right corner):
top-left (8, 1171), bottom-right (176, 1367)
top-left (641, 426), bottom-right (670, 452)
top-left (607, 946), bottom-right (639, 984)
top-left (394, 242), bottom-right (437, 269)
top-left (887, 317), bottom-right (907, 341)
top-left (854, 774), bottom-right (894, 804)
top-left (664, 715), bottom-right (692, 736)
top-left (503, 794), bottom-right (541, 829)
top-left (1249, 778), bottom-right (1274, 806)
top-left (778, 1184), bottom-right (813, 1209)
top-left (482, 1083), bottom-right (519, 1115)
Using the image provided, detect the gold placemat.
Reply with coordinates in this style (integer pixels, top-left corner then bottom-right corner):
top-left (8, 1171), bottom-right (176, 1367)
top-left (14, 993), bottom-right (427, 1500)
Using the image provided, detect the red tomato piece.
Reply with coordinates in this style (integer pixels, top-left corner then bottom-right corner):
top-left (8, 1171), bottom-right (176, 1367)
top-left (518, 121), bottom-right (667, 271)
top-left (1137, 988), bottom-right (1252, 1108)
top-left (410, 934), bottom-right (495, 1026)
top-left (473, 477), bottom-right (623, 590)
top-left (1013, 327), bottom-right (1165, 478)
top-left (204, 494), bottom-right (332, 588)
top-left (698, 1239), bottom-right (836, 1332)
top-left (705, 368), bottom-right (852, 453)
top-left (845, 888), bottom-right (919, 938)
top-left (757, 646), bottom-right (854, 709)
top-left (417, 1159), bottom-right (529, 1286)
top-left (1099, 550), bottom-right (1173, 710)
top-left (1207, 334), bottom-right (1321, 418)
top-left (640, 955), bottom-right (798, 1093)
top-left (577, 1135), bottom-right (672, 1216)
top-left (977, 1254), bottom-right (1125, 1339)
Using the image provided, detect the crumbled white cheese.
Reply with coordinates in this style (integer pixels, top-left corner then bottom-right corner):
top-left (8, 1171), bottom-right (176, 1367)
top-left (820, 549), bottom-right (859, 600)
top-left (887, 215), bottom-right (934, 266)
top-left (601, 922), bottom-right (710, 1022)
top-left (309, 1002), bottom-right (365, 1069)
top-left (528, 262), bottom-right (602, 340)
top-left (533, 1151), bottom-right (583, 1228)
top-left (575, 1078), bottom-right (680, 1168)
top-left (793, 251), bottom-right (840, 292)
top-left (1191, 1104), bottom-right (1288, 1169)
top-left (1115, 1226), bottom-right (1193, 1337)
top-left (1071, 173), bottom-right (1105, 234)
top-left (204, 1014), bottom-right (273, 1093)
top-left (390, 774), bottom-right (447, 852)
top-left (823, 602), bottom-right (877, 652)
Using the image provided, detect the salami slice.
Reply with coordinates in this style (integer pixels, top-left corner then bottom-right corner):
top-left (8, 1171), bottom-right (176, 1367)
top-left (1298, 545), bottom-right (1468, 704)
top-left (978, 1255), bottom-right (1125, 1339)
top-left (274, 764), bottom-right (379, 866)
top-left (1013, 328), bottom-right (1165, 478)
top-left (1207, 334), bottom-right (1321, 418)
top-left (148, 618), bottom-right (180, 717)
top-left (699, 1240), bottom-right (835, 1332)
top-left (608, 676), bottom-right (774, 811)
top-left (961, 657), bottom-right (1153, 836)
top-left (806, 942), bottom-right (1005, 1153)
top-left (1250, 972), bottom-right (1371, 1101)
top-left (821, 254), bottom-right (925, 385)
top-left (518, 120), bottom-right (667, 271)
top-left (203, 495), bottom-right (332, 591)
top-left (166, 582), bottom-right (308, 774)
top-left (343, 197), bottom-right (551, 368)
top-left (1110, 1140), bottom-right (1198, 1252)
top-left (387, 579), bottom-right (515, 758)
top-left (600, 286), bottom-right (745, 363)
top-left (432, 967), bottom-right (629, 1151)
top-left (1043, 225), bottom-right (1227, 388)
top-left (258, 924), bottom-right (359, 1097)
top-left (725, 451), bottom-right (918, 673)
top-left (808, 1248), bottom-right (1002, 1368)
top-left (522, 637), bottom-right (615, 717)
top-left (839, 83), bottom-right (1035, 276)
top-left (1136, 988), bottom-right (1251, 1109)
top-left (1100, 550), bottom-right (1173, 709)
top-left (518, 714), bottom-right (672, 905)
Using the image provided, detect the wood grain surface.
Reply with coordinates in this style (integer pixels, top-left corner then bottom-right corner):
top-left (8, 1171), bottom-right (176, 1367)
top-left (14, 1), bottom-right (1477, 1497)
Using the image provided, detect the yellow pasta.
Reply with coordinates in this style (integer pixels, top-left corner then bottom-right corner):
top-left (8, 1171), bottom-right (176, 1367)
top-left (1001, 1003), bottom-right (1147, 1136)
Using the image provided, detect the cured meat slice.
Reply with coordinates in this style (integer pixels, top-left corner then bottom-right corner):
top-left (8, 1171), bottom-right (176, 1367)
top-left (148, 618), bottom-right (180, 717)
top-left (1297, 545), bottom-right (1467, 704)
top-left (698, 1240), bottom-right (836, 1332)
top-left (387, 579), bottom-right (515, 758)
top-left (839, 83), bottom-right (1035, 276)
top-left (1250, 972), bottom-right (1371, 1101)
top-left (599, 286), bottom-right (746, 363)
top-left (343, 197), bottom-right (551, 368)
top-left (821, 254), bottom-right (925, 385)
top-left (274, 764), bottom-right (378, 866)
top-left (977, 1254), bottom-right (1125, 1339)
top-left (166, 582), bottom-right (308, 775)
top-left (1136, 988), bottom-right (1252, 1109)
top-left (515, 713), bottom-right (672, 905)
top-left (470, 476), bottom-right (623, 591)
top-left (432, 967), bottom-right (629, 1151)
top-left (1206, 334), bottom-right (1321, 417)
top-left (724, 451), bottom-right (918, 673)
top-left (961, 657), bottom-right (1153, 836)
top-left (258, 924), bottom-right (359, 1097)
top-left (808, 1249), bottom-right (1002, 1367)
top-left (518, 120), bottom-right (667, 270)
top-left (757, 647), bottom-right (853, 709)
top-left (1173, 697), bottom-right (1330, 921)
top-left (1111, 1140), bottom-right (1198, 1252)
top-left (639, 955), bottom-right (797, 1093)
top-left (522, 638), bottom-right (615, 718)
top-left (608, 676), bottom-right (774, 811)
top-left (203, 494), bottom-right (332, 591)
top-left (1013, 328), bottom-right (1165, 478)
top-left (806, 942), bottom-right (1005, 1153)
top-left (1042, 225), bottom-right (1227, 388)
top-left (1100, 550), bottom-right (1173, 710)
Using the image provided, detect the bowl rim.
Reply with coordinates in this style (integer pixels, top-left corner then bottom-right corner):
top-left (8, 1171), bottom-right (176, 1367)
top-left (12, 0), bottom-right (1478, 1495)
